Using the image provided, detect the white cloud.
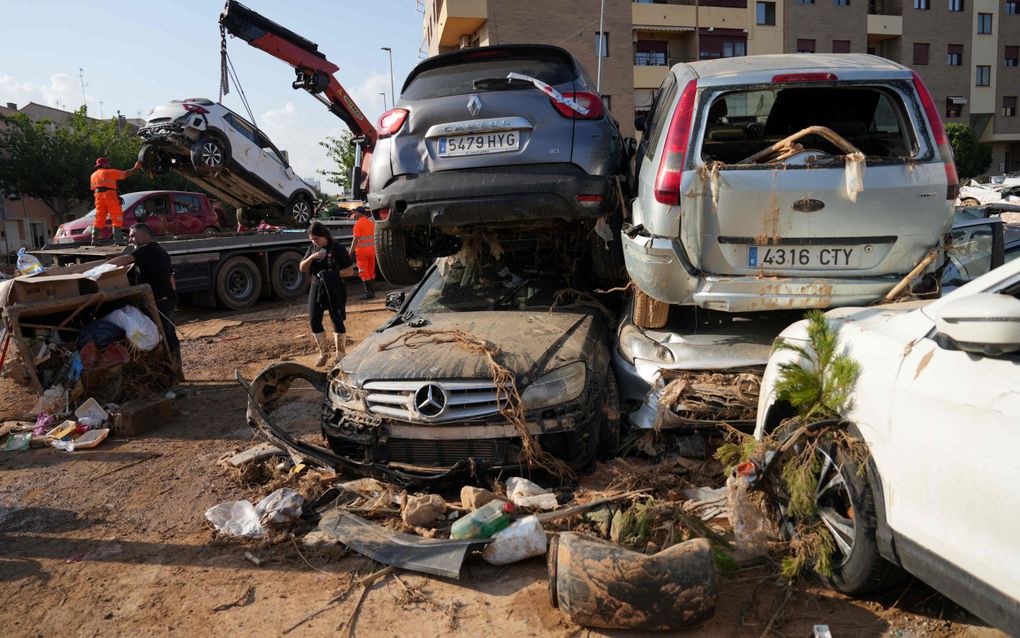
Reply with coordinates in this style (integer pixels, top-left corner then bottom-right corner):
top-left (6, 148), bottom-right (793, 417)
top-left (0, 72), bottom-right (99, 113)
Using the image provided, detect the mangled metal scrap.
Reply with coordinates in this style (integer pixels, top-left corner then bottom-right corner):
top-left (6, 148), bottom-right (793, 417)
top-left (655, 367), bottom-right (762, 429)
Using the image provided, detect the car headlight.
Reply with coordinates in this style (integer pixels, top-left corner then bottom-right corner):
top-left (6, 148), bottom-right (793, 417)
top-left (328, 369), bottom-right (359, 406)
top-left (520, 362), bottom-right (587, 411)
top-left (618, 324), bottom-right (675, 365)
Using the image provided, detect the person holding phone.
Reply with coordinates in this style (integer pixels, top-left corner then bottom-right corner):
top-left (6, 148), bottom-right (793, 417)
top-left (299, 222), bottom-right (355, 366)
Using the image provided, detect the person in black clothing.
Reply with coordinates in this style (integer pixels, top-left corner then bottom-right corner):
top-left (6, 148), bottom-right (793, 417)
top-left (299, 222), bottom-right (354, 366)
top-left (107, 223), bottom-right (181, 369)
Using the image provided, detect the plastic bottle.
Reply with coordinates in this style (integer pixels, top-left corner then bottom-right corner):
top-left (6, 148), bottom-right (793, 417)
top-left (481, 515), bottom-right (548, 565)
top-left (16, 248), bottom-right (45, 276)
top-left (450, 500), bottom-right (515, 540)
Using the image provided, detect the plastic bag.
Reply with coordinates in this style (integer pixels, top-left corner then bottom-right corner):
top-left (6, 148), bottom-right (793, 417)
top-left (506, 477), bottom-right (559, 510)
top-left (3, 433), bottom-right (31, 451)
top-left (481, 515), bottom-right (548, 565)
top-left (256, 488), bottom-right (304, 526)
top-left (32, 385), bottom-right (66, 416)
top-left (102, 306), bottom-right (161, 351)
top-left (76, 320), bottom-right (125, 350)
top-left (204, 500), bottom-right (264, 538)
top-left (844, 152), bottom-right (866, 203)
top-left (16, 247), bottom-right (45, 276)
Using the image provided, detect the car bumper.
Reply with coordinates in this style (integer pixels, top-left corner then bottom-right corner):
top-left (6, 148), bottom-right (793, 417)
top-left (622, 232), bottom-right (901, 312)
top-left (369, 163), bottom-right (615, 230)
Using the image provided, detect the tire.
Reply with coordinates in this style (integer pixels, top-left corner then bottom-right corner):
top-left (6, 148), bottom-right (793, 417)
top-left (591, 224), bottom-right (626, 283)
top-left (375, 227), bottom-right (429, 286)
top-left (191, 137), bottom-right (227, 176)
top-left (269, 250), bottom-right (309, 300)
top-left (286, 194), bottom-right (314, 226)
top-left (214, 255), bottom-right (262, 310)
top-left (597, 370), bottom-right (621, 461)
top-left (772, 427), bottom-right (905, 595)
top-left (959, 197), bottom-right (980, 207)
top-left (202, 227), bottom-right (219, 235)
top-left (138, 144), bottom-right (170, 175)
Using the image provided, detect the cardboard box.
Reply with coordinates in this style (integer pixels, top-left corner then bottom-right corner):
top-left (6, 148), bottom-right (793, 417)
top-left (5, 261), bottom-right (130, 304)
top-left (112, 395), bottom-right (174, 437)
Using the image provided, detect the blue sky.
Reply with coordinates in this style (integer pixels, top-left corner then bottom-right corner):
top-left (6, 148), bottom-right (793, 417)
top-left (0, 0), bottom-right (425, 194)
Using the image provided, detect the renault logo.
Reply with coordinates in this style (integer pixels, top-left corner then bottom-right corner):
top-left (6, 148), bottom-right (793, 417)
top-left (414, 383), bottom-right (447, 418)
top-left (467, 95), bottom-right (482, 116)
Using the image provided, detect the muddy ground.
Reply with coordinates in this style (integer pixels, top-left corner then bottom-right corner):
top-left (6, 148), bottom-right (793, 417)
top-left (0, 285), bottom-right (1006, 637)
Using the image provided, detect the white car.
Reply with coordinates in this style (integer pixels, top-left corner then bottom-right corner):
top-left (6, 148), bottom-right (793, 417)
top-left (957, 180), bottom-right (1020, 208)
top-left (138, 98), bottom-right (316, 226)
top-left (755, 259), bottom-right (1020, 632)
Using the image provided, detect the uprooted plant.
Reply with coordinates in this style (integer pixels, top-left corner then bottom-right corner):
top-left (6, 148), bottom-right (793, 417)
top-left (714, 310), bottom-right (863, 579)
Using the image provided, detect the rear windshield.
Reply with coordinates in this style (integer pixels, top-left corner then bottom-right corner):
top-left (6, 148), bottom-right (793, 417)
top-left (699, 86), bottom-right (917, 165)
top-left (403, 53), bottom-right (576, 101)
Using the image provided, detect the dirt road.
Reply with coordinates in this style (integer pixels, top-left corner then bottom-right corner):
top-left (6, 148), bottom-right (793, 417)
top-left (0, 291), bottom-right (1005, 637)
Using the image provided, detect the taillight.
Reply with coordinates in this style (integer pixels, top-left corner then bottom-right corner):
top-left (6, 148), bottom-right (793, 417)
top-left (373, 207), bottom-right (390, 221)
top-left (653, 80), bottom-right (698, 206)
top-left (912, 71), bottom-right (959, 200)
top-left (576, 194), bottom-right (603, 207)
top-left (182, 103), bottom-right (208, 114)
top-left (551, 92), bottom-right (605, 119)
top-left (771, 73), bottom-right (838, 83)
top-left (377, 109), bottom-right (409, 137)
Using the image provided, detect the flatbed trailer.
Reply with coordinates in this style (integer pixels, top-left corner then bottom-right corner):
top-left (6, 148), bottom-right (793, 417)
top-left (34, 221), bottom-right (353, 310)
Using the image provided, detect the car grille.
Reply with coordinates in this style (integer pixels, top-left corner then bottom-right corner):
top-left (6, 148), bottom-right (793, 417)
top-left (362, 379), bottom-right (508, 423)
top-left (385, 438), bottom-right (519, 467)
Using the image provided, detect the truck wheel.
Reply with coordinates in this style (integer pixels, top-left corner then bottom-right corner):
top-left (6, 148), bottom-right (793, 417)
top-left (215, 255), bottom-right (262, 310)
top-left (286, 195), bottom-right (314, 226)
top-left (191, 137), bottom-right (227, 176)
top-left (270, 250), bottom-right (308, 300)
top-left (138, 144), bottom-right (170, 175)
top-left (375, 227), bottom-right (429, 286)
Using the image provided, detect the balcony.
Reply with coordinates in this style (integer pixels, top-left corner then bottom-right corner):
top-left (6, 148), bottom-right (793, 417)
top-left (633, 0), bottom-right (748, 31)
top-left (434, 0), bottom-right (487, 48)
top-left (867, 13), bottom-right (902, 39)
top-left (635, 64), bottom-right (671, 89)
top-left (867, 0), bottom-right (903, 15)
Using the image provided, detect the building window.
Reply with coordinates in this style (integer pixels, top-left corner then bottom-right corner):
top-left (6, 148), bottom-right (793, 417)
top-left (978, 13), bottom-right (993, 34)
top-left (596, 32), bottom-right (609, 57)
top-left (797, 39), bottom-right (816, 53)
top-left (1004, 96), bottom-right (1018, 117)
top-left (1009, 2), bottom-right (1019, 15)
top-left (756, 1), bottom-right (776, 25)
top-left (798, 0), bottom-right (815, 4)
top-left (947, 44), bottom-right (963, 65)
top-left (1006, 46), bottom-right (1019, 66)
top-left (833, 40), bottom-right (851, 53)
top-left (723, 41), bottom-right (747, 57)
top-left (29, 221), bottom-right (46, 249)
top-left (948, 0), bottom-right (963, 11)
top-left (977, 65), bottom-right (991, 85)
top-left (914, 0), bottom-right (929, 8)
top-left (913, 42), bottom-right (930, 65)
top-left (946, 98), bottom-right (962, 118)
top-left (834, 0), bottom-right (849, 5)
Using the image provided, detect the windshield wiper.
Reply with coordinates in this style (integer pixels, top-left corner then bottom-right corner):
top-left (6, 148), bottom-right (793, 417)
top-left (472, 77), bottom-right (532, 90)
top-left (493, 278), bottom-right (534, 308)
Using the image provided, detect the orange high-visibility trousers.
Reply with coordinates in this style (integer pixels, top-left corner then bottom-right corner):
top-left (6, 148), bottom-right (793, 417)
top-left (93, 190), bottom-right (124, 229)
top-left (356, 248), bottom-right (376, 281)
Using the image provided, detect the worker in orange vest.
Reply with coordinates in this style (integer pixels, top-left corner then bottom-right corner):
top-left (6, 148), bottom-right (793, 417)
top-left (350, 206), bottom-right (376, 299)
top-left (90, 157), bottom-right (142, 244)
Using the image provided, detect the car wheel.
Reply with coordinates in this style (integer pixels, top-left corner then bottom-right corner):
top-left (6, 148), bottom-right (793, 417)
top-left (202, 227), bottom-right (219, 236)
top-left (286, 195), bottom-right (314, 226)
top-left (138, 144), bottom-right (171, 175)
top-left (959, 197), bottom-right (980, 207)
top-left (771, 428), bottom-right (904, 595)
top-left (214, 255), bottom-right (262, 310)
top-left (591, 221), bottom-right (626, 283)
top-left (375, 227), bottom-right (429, 286)
top-left (270, 250), bottom-right (309, 300)
top-left (191, 137), bottom-right (227, 175)
top-left (597, 371), bottom-right (621, 461)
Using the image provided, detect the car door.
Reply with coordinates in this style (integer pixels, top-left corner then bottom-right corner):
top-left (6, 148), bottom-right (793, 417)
top-left (133, 194), bottom-right (172, 235)
top-left (887, 304), bottom-right (1020, 600)
top-left (253, 130), bottom-right (292, 198)
top-left (171, 193), bottom-right (203, 235)
top-left (220, 112), bottom-right (261, 174)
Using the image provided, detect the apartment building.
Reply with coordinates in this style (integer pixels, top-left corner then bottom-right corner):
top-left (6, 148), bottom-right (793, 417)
top-left (421, 0), bottom-right (1020, 172)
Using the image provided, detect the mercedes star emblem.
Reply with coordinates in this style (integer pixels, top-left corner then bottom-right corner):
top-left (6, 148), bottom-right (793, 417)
top-left (414, 383), bottom-right (447, 418)
top-left (467, 95), bottom-right (482, 116)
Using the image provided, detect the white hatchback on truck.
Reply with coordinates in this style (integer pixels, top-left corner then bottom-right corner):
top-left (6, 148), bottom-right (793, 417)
top-left (625, 54), bottom-right (957, 312)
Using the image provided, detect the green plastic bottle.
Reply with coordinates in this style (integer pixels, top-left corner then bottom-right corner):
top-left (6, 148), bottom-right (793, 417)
top-left (451, 500), bottom-right (515, 540)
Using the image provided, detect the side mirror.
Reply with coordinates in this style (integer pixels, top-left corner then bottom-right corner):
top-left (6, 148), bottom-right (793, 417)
top-left (933, 293), bottom-right (1020, 355)
top-left (385, 291), bottom-right (405, 312)
top-left (134, 207), bottom-right (148, 220)
top-left (634, 113), bottom-right (647, 132)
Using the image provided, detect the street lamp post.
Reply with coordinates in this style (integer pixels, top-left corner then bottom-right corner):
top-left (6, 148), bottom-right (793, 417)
top-left (380, 92), bottom-right (388, 111)
top-left (381, 47), bottom-right (395, 106)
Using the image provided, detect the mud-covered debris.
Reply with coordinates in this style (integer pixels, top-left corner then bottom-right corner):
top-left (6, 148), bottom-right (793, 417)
top-left (655, 367), bottom-right (762, 428)
top-left (401, 494), bottom-right (447, 527)
top-left (460, 486), bottom-right (503, 511)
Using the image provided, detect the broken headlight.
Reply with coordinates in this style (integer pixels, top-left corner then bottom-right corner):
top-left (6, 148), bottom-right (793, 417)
top-left (521, 362), bottom-right (586, 411)
top-left (327, 369), bottom-right (359, 407)
top-left (618, 324), bottom-right (675, 365)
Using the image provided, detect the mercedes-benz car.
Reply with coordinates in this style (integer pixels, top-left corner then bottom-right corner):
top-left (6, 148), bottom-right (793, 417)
top-left (137, 98), bottom-right (316, 227)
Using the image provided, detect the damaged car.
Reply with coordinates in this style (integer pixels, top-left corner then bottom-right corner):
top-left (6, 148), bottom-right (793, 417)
top-left (625, 54), bottom-right (956, 312)
top-left (754, 258), bottom-right (1020, 633)
top-left (243, 235), bottom-right (619, 485)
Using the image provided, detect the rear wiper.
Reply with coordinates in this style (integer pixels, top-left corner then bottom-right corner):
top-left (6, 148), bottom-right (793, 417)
top-left (472, 77), bottom-right (532, 90)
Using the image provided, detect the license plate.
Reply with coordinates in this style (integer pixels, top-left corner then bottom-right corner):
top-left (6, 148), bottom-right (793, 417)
top-left (747, 246), bottom-right (861, 269)
top-left (438, 131), bottom-right (519, 157)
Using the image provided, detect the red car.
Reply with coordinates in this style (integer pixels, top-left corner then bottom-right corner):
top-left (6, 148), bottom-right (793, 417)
top-left (53, 190), bottom-right (221, 243)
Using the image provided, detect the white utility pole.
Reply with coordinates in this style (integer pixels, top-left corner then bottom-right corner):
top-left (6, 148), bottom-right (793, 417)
top-left (596, 0), bottom-right (605, 92)
top-left (381, 47), bottom-right (395, 105)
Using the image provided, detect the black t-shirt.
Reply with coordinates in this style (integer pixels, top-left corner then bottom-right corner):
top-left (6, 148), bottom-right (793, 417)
top-left (130, 241), bottom-right (174, 299)
top-left (305, 242), bottom-right (353, 279)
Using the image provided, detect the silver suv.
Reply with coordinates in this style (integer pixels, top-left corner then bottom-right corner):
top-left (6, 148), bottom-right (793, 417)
top-left (368, 45), bottom-right (625, 284)
top-left (625, 54), bottom-right (957, 312)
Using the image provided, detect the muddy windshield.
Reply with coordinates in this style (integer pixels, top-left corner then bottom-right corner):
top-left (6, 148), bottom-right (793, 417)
top-left (407, 262), bottom-right (565, 313)
top-left (699, 86), bottom-right (917, 165)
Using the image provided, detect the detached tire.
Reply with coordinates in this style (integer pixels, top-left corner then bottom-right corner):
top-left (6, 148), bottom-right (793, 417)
top-left (269, 250), bottom-right (309, 300)
top-left (375, 227), bottom-right (428, 286)
top-left (215, 255), bottom-right (262, 310)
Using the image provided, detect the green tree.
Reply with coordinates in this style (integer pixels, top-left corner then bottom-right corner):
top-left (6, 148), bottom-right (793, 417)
top-left (0, 107), bottom-right (196, 219)
top-left (318, 130), bottom-right (356, 195)
top-left (946, 122), bottom-right (993, 180)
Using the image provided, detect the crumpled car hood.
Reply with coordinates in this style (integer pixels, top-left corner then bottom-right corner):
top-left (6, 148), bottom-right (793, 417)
top-left (342, 310), bottom-right (599, 384)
